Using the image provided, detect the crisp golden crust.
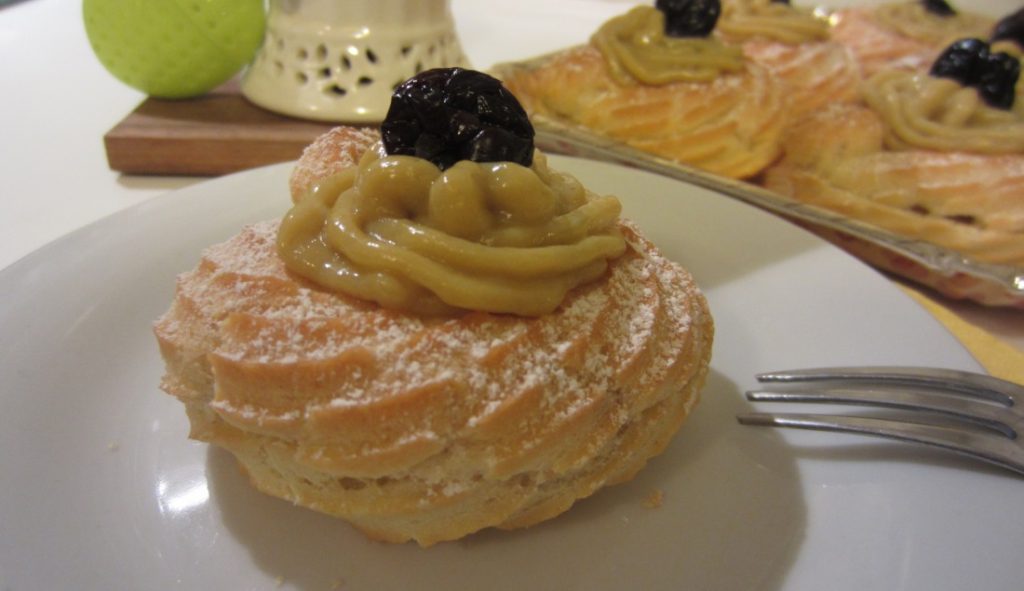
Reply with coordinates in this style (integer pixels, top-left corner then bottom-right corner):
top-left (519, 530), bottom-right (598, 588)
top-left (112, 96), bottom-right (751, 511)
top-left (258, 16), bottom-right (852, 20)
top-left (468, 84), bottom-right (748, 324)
top-left (740, 38), bottom-right (862, 114)
top-left (289, 126), bottom-right (381, 202)
top-left (830, 6), bottom-right (993, 76)
top-left (499, 45), bottom-right (786, 179)
top-left (714, 0), bottom-right (861, 114)
top-left (830, 8), bottom-right (939, 75)
top-left (763, 103), bottom-right (1024, 267)
top-left (154, 218), bottom-right (713, 546)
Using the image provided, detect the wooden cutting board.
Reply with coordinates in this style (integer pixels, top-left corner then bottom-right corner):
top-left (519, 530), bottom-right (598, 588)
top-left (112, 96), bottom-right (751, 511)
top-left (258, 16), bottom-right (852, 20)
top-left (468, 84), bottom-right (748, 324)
top-left (103, 79), bottom-right (367, 176)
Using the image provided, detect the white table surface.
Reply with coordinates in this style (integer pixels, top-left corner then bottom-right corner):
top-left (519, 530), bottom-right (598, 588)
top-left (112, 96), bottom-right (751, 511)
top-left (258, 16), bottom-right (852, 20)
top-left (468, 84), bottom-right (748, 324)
top-left (1, 0), bottom-right (1022, 351)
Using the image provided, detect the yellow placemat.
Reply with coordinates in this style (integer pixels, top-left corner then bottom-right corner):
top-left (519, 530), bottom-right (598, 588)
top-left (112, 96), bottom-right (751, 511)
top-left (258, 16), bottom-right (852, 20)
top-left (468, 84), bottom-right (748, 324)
top-left (900, 285), bottom-right (1024, 386)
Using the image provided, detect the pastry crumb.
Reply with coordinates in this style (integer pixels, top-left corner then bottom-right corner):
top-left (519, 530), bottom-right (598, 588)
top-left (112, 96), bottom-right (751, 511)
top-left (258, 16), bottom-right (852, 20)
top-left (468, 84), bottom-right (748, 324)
top-left (274, 575), bottom-right (284, 587)
top-left (331, 578), bottom-right (346, 590)
top-left (107, 441), bottom-right (120, 452)
top-left (643, 488), bottom-right (664, 509)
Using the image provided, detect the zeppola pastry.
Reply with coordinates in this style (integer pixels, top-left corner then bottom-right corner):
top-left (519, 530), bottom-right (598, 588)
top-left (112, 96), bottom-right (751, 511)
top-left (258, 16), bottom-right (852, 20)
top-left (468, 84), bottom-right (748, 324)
top-left (830, 0), bottom-right (994, 75)
top-left (499, 1), bottom-right (787, 179)
top-left (154, 68), bottom-right (714, 546)
top-left (763, 38), bottom-right (1024, 299)
top-left (716, 0), bottom-right (861, 114)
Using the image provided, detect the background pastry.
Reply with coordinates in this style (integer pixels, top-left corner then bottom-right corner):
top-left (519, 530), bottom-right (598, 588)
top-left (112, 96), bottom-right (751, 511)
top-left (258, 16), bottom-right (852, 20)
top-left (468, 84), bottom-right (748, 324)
top-left (499, 1), bottom-right (786, 179)
top-left (763, 40), bottom-right (1024, 279)
top-left (717, 0), bottom-right (862, 114)
top-left (154, 69), bottom-right (714, 546)
top-left (830, 0), bottom-right (994, 75)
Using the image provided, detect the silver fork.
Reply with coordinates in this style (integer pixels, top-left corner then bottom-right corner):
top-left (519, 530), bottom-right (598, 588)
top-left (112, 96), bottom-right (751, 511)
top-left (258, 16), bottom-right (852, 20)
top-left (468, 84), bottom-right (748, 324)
top-left (736, 366), bottom-right (1024, 477)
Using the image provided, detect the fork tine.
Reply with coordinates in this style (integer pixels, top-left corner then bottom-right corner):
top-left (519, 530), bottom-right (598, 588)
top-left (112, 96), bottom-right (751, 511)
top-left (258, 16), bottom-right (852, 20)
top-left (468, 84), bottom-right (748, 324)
top-left (746, 388), bottom-right (1017, 438)
top-left (756, 366), bottom-right (1021, 406)
top-left (737, 412), bottom-right (1024, 477)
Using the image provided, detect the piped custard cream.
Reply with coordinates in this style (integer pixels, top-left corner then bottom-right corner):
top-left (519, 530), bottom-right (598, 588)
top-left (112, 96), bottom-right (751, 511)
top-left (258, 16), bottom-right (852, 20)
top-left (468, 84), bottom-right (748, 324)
top-left (862, 71), bottom-right (1024, 153)
top-left (873, 3), bottom-right (992, 46)
top-left (277, 145), bottom-right (626, 316)
top-left (591, 5), bottom-right (744, 84)
top-left (717, 0), bottom-right (830, 44)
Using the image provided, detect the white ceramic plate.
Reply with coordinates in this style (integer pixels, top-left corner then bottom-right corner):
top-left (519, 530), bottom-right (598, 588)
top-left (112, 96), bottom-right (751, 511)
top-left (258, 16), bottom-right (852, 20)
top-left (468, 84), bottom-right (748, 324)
top-left (1, 158), bottom-right (1021, 591)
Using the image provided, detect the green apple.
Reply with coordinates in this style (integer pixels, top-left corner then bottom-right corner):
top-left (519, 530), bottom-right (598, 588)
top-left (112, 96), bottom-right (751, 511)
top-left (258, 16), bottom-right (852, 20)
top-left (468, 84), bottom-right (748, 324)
top-left (83, 0), bottom-right (266, 98)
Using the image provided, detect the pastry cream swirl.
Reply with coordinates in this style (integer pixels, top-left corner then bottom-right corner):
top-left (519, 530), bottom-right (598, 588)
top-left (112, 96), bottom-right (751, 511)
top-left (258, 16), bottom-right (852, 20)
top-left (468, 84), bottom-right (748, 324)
top-left (992, 39), bottom-right (1023, 60)
top-left (277, 145), bottom-right (626, 316)
top-left (862, 70), bottom-right (1024, 153)
top-left (874, 3), bottom-right (992, 46)
top-left (592, 6), bottom-right (744, 85)
top-left (717, 0), bottom-right (829, 44)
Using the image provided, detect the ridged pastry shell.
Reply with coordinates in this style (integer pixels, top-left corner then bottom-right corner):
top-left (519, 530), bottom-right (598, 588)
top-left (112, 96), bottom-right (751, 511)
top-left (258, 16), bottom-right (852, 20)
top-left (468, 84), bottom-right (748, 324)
top-left (153, 215), bottom-right (713, 546)
top-left (499, 45), bottom-right (786, 179)
top-left (830, 7), bottom-right (993, 76)
top-left (288, 126), bottom-right (381, 203)
top-left (763, 103), bottom-right (1024, 267)
top-left (739, 38), bottom-right (862, 114)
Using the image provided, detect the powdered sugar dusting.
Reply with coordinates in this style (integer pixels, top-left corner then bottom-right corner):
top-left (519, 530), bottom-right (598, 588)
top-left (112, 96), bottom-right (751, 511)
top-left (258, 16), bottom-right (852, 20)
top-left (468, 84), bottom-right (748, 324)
top-left (155, 216), bottom-right (709, 469)
top-left (289, 127), bottom-right (382, 201)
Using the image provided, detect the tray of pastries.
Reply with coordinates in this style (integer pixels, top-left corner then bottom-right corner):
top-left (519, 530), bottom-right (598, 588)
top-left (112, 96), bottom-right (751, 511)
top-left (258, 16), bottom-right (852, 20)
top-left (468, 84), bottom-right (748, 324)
top-left (492, 0), bottom-right (1024, 307)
